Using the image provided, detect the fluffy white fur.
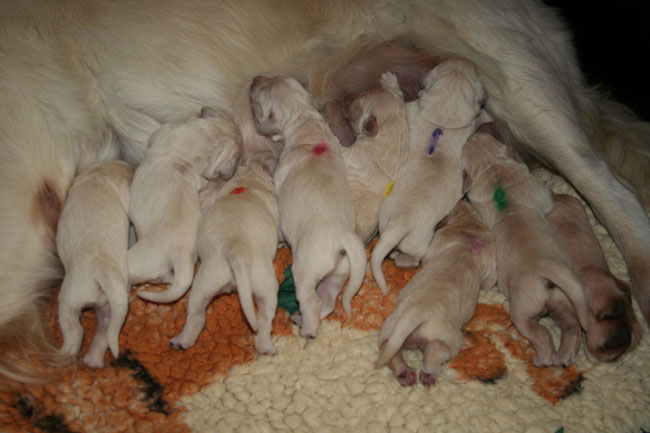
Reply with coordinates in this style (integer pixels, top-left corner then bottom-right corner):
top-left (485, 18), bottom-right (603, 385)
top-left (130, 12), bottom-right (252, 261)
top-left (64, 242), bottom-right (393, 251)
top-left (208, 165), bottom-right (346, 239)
top-left (371, 59), bottom-right (489, 294)
top-left (342, 72), bottom-right (409, 243)
top-left (56, 161), bottom-right (134, 368)
top-left (128, 108), bottom-right (241, 303)
top-left (1, 0), bottom-right (649, 383)
top-left (250, 76), bottom-right (367, 338)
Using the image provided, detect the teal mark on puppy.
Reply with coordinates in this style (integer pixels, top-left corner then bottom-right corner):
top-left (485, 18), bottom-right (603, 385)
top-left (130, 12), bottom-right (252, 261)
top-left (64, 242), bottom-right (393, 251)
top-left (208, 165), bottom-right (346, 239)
top-left (493, 184), bottom-right (509, 211)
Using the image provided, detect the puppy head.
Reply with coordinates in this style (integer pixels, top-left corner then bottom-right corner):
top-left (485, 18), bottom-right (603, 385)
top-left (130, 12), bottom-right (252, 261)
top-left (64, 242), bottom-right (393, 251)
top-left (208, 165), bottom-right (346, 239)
top-left (249, 75), bottom-right (315, 137)
top-left (418, 58), bottom-right (485, 128)
top-left (246, 150), bottom-right (278, 181)
top-left (201, 107), bottom-right (243, 180)
top-left (461, 132), bottom-right (507, 179)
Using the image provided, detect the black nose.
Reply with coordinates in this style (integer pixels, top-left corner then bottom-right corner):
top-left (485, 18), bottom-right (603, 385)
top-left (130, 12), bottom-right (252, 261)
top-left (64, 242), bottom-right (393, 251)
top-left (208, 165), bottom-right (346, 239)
top-left (603, 325), bottom-right (632, 350)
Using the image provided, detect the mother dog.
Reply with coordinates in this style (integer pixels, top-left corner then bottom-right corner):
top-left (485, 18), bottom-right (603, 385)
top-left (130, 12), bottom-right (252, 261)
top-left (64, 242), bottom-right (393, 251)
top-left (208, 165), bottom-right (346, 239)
top-left (1, 0), bottom-right (649, 384)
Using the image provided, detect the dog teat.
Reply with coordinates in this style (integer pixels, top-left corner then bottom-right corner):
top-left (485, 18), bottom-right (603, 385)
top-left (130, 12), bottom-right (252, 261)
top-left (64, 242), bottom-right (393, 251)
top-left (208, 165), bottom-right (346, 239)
top-left (427, 128), bottom-right (443, 155)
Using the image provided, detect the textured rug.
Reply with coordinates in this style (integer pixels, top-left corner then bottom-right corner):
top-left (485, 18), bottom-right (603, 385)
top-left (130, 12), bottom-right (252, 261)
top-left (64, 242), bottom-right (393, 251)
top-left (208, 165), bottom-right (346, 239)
top-left (1, 169), bottom-right (649, 433)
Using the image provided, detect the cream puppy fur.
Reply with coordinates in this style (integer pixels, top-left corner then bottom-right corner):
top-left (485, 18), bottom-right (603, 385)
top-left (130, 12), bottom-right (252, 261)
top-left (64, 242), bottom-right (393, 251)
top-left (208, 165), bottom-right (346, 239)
top-left (376, 200), bottom-right (496, 386)
top-left (57, 161), bottom-right (134, 368)
top-left (462, 132), bottom-right (590, 367)
top-left (342, 71), bottom-right (409, 243)
top-left (170, 152), bottom-right (280, 355)
top-left (250, 75), bottom-right (367, 338)
top-left (128, 107), bottom-right (242, 303)
top-left (371, 59), bottom-right (489, 294)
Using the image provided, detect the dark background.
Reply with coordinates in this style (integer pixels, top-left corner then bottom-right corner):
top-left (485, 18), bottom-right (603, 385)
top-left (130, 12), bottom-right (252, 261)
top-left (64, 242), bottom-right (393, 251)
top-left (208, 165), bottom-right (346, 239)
top-left (545, 2), bottom-right (650, 121)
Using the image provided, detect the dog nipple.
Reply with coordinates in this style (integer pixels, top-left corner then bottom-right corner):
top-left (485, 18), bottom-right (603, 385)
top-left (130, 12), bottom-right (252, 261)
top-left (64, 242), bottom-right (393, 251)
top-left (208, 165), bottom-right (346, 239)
top-left (230, 187), bottom-right (247, 195)
top-left (312, 142), bottom-right (329, 156)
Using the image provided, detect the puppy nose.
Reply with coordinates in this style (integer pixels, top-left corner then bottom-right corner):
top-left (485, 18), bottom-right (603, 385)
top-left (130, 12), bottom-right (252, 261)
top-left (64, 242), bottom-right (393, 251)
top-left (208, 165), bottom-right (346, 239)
top-left (251, 75), bottom-right (269, 92)
top-left (603, 325), bottom-right (632, 350)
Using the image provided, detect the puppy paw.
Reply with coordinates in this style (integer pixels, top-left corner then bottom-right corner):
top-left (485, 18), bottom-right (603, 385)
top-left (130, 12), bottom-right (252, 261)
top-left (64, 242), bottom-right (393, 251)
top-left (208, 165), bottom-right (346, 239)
top-left (419, 371), bottom-right (438, 388)
top-left (254, 335), bottom-right (278, 356)
top-left (169, 337), bottom-right (193, 351)
top-left (83, 351), bottom-right (105, 369)
top-left (532, 353), bottom-right (553, 368)
top-left (395, 368), bottom-right (417, 387)
top-left (551, 351), bottom-right (574, 368)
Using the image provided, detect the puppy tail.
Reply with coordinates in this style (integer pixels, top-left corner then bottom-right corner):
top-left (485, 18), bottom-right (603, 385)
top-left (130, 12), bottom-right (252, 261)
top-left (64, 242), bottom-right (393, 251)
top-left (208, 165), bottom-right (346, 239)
top-left (230, 255), bottom-right (258, 333)
top-left (376, 309), bottom-right (427, 369)
top-left (137, 253), bottom-right (195, 303)
top-left (370, 226), bottom-right (406, 295)
top-left (541, 260), bottom-right (590, 331)
top-left (96, 267), bottom-right (129, 359)
top-left (340, 233), bottom-right (368, 315)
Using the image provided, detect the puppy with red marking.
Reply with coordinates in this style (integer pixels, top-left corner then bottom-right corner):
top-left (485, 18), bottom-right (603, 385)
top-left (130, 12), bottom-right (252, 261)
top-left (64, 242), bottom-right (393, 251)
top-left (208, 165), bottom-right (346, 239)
top-left (371, 59), bottom-right (489, 294)
top-left (548, 194), bottom-right (642, 362)
top-left (377, 200), bottom-right (496, 386)
top-left (170, 152), bottom-right (280, 355)
top-left (462, 133), bottom-right (590, 367)
top-left (56, 161), bottom-right (134, 368)
top-left (342, 71), bottom-right (409, 243)
top-left (250, 75), bottom-right (366, 338)
top-left (128, 107), bottom-right (241, 303)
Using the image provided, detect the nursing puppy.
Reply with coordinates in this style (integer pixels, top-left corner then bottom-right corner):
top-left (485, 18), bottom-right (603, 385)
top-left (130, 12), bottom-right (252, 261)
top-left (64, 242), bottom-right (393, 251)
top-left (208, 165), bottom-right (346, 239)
top-left (250, 75), bottom-right (367, 338)
top-left (56, 161), bottom-right (134, 368)
top-left (548, 194), bottom-right (642, 362)
top-left (371, 59), bottom-right (488, 294)
top-left (128, 107), bottom-right (241, 303)
top-left (170, 152), bottom-right (280, 355)
top-left (377, 200), bottom-right (496, 386)
top-left (463, 132), bottom-right (590, 367)
top-left (342, 71), bottom-right (409, 243)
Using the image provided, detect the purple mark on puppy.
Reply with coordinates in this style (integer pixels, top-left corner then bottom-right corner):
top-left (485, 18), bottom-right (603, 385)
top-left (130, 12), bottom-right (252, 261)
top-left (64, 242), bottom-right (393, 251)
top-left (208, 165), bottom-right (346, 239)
top-left (427, 128), bottom-right (443, 155)
top-left (312, 142), bottom-right (329, 156)
top-left (470, 237), bottom-right (484, 254)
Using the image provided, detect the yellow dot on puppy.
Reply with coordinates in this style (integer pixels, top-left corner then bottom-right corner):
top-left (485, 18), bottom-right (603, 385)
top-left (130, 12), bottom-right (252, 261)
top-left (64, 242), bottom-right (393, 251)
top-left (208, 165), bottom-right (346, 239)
top-left (384, 182), bottom-right (393, 198)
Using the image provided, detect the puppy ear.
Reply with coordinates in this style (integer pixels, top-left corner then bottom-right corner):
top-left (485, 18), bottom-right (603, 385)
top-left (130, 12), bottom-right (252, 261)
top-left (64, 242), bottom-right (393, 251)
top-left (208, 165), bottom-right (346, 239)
top-left (462, 170), bottom-right (472, 194)
top-left (362, 114), bottom-right (378, 137)
top-left (256, 111), bottom-right (279, 136)
top-left (204, 135), bottom-right (242, 180)
top-left (200, 106), bottom-right (221, 119)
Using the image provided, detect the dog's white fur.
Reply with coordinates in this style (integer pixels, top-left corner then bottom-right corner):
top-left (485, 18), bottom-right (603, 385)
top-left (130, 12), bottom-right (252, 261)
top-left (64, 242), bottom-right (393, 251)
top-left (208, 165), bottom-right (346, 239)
top-left (1, 0), bottom-right (649, 383)
top-left (56, 161), bottom-right (134, 368)
top-left (371, 59), bottom-right (489, 294)
top-left (376, 200), bottom-right (496, 386)
top-left (462, 132), bottom-right (590, 367)
top-left (170, 153), bottom-right (280, 355)
top-left (128, 108), bottom-right (241, 303)
top-left (342, 72), bottom-right (409, 243)
top-left (250, 76), bottom-right (367, 338)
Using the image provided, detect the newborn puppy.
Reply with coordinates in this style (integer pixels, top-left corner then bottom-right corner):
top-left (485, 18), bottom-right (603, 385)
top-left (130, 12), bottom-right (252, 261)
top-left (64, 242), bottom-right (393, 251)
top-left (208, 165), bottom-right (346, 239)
top-left (57, 161), bottom-right (134, 368)
top-left (377, 200), bottom-right (496, 386)
top-left (342, 71), bottom-right (409, 243)
top-left (462, 132), bottom-right (589, 367)
top-left (128, 107), bottom-right (241, 303)
top-left (548, 194), bottom-right (642, 362)
top-left (170, 152), bottom-right (280, 355)
top-left (250, 75), bottom-right (367, 338)
top-left (371, 59), bottom-right (489, 294)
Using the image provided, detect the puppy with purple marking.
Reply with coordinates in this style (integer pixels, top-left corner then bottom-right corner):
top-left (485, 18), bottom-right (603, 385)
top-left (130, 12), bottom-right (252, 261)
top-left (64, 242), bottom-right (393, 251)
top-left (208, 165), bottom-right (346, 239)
top-left (548, 194), bottom-right (642, 362)
top-left (462, 132), bottom-right (590, 367)
top-left (377, 200), bottom-right (496, 386)
top-left (250, 75), bottom-right (367, 338)
top-left (371, 59), bottom-right (489, 294)
top-left (57, 161), bottom-right (134, 368)
top-left (128, 108), bottom-right (241, 303)
top-left (170, 152), bottom-right (280, 355)
top-left (342, 71), bottom-right (409, 243)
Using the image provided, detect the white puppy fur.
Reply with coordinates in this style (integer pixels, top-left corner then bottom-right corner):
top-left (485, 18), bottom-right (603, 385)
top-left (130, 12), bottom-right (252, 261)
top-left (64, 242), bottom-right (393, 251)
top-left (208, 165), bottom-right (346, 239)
top-left (170, 152), bottom-right (280, 355)
top-left (371, 59), bottom-right (490, 294)
top-left (56, 161), bottom-right (134, 368)
top-left (376, 199), bottom-right (496, 386)
top-left (462, 132), bottom-right (590, 367)
top-left (2, 0), bottom-right (650, 384)
top-left (250, 75), bottom-right (367, 338)
top-left (128, 107), bottom-right (242, 303)
top-left (342, 71), bottom-right (409, 243)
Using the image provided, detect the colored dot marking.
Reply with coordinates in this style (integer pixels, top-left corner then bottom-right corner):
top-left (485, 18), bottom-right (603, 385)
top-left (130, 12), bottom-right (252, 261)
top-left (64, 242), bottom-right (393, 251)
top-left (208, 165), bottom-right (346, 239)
top-left (230, 187), bottom-right (247, 195)
top-left (312, 142), bottom-right (329, 156)
top-left (427, 128), bottom-right (443, 155)
top-left (470, 237), bottom-right (485, 254)
top-left (384, 182), bottom-right (393, 198)
top-left (493, 184), bottom-right (508, 211)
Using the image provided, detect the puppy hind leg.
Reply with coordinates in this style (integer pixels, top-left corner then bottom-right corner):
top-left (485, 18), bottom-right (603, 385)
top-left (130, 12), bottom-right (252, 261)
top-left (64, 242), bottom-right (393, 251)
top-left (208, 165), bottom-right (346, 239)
top-left (83, 304), bottom-right (111, 368)
top-left (252, 268), bottom-right (279, 355)
top-left (58, 298), bottom-right (84, 358)
top-left (420, 339), bottom-right (452, 388)
top-left (316, 273), bottom-right (347, 320)
top-left (137, 252), bottom-right (196, 303)
top-left (550, 299), bottom-right (581, 367)
top-left (386, 349), bottom-right (416, 387)
top-left (292, 266), bottom-right (323, 339)
top-left (127, 240), bottom-right (170, 286)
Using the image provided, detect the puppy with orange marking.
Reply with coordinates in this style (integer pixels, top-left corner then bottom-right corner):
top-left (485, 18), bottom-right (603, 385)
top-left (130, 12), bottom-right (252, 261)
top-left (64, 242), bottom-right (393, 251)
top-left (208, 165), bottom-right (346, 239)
top-left (462, 133), bottom-right (590, 367)
top-left (548, 194), bottom-right (642, 362)
top-left (371, 59), bottom-right (489, 294)
top-left (250, 75), bottom-right (366, 338)
top-left (128, 107), bottom-right (241, 303)
top-left (56, 161), bottom-right (134, 368)
top-left (377, 200), bottom-right (496, 386)
top-left (342, 71), bottom-right (409, 243)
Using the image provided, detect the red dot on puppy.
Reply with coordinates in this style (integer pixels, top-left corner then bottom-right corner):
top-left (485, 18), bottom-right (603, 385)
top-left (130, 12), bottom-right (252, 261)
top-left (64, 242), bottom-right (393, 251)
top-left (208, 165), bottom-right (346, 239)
top-left (229, 187), bottom-right (247, 195)
top-left (312, 142), bottom-right (329, 156)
